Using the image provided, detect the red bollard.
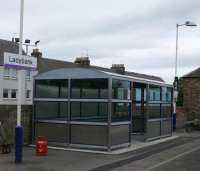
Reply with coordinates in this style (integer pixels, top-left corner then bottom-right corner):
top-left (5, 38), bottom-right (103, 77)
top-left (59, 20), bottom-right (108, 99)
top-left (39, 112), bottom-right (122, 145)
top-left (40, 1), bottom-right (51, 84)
top-left (36, 136), bottom-right (48, 156)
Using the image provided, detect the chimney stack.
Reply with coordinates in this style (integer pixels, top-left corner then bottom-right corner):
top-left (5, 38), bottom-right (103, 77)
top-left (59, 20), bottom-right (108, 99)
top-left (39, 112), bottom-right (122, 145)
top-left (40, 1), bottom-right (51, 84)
top-left (74, 57), bottom-right (90, 67)
top-left (31, 48), bottom-right (42, 58)
top-left (111, 64), bottom-right (125, 74)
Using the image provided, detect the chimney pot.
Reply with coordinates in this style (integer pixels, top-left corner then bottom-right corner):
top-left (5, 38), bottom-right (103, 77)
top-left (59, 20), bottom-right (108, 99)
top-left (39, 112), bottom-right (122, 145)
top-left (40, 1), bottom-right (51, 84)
top-left (31, 48), bottom-right (42, 58)
top-left (74, 57), bottom-right (90, 67)
top-left (111, 64), bottom-right (125, 74)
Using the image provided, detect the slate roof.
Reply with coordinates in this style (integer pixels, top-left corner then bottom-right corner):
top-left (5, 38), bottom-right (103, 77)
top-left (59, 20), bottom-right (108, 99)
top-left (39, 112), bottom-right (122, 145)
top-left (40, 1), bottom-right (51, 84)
top-left (183, 67), bottom-right (200, 78)
top-left (35, 68), bottom-right (109, 80)
top-left (0, 39), bottom-right (164, 82)
top-left (0, 39), bottom-right (19, 65)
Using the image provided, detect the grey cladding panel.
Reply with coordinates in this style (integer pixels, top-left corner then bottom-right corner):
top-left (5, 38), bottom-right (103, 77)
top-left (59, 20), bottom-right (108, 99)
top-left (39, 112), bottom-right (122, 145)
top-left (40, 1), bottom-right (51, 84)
top-left (111, 124), bottom-right (129, 146)
top-left (161, 119), bottom-right (172, 135)
top-left (70, 124), bottom-right (107, 146)
top-left (146, 120), bottom-right (161, 139)
top-left (35, 122), bottom-right (68, 143)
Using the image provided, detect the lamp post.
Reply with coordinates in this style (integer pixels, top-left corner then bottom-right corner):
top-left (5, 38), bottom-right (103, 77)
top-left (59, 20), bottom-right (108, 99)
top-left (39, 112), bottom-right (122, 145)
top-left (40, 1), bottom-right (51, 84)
top-left (173, 21), bottom-right (197, 131)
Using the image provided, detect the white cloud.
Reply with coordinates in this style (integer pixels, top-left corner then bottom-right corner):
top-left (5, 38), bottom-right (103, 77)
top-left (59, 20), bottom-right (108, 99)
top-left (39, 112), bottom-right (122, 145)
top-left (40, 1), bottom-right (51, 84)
top-left (0, 0), bottom-right (200, 84)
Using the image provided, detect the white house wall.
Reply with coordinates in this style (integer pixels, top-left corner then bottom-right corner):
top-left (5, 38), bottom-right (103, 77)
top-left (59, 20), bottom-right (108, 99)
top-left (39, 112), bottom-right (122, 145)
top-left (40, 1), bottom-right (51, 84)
top-left (0, 66), bottom-right (37, 105)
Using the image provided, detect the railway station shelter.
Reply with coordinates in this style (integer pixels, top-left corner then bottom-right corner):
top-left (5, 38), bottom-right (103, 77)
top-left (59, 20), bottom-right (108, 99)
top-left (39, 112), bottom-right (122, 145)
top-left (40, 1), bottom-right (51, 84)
top-left (33, 67), bottom-right (173, 151)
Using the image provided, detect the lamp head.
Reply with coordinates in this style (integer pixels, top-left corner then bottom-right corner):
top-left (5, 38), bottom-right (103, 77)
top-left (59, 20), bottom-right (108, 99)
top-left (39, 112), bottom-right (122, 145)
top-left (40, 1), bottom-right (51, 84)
top-left (185, 21), bottom-right (197, 27)
top-left (15, 38), bottom-right (20, 43)
top-left (35, 40), bottom-right (40, 46)
top-left (25, 39), bottom-right (30, 44)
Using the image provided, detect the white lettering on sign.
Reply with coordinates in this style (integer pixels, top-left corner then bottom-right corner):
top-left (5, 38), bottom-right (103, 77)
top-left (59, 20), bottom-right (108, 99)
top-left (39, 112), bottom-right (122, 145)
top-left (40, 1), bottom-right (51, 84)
top-left (4, 52), bottom-right (37, 70)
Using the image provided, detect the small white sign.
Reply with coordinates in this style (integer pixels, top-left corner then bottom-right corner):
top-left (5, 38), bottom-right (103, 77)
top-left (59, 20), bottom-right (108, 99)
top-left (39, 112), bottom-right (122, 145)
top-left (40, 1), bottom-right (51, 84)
top-left (4, 52), bottom-right (37, 70)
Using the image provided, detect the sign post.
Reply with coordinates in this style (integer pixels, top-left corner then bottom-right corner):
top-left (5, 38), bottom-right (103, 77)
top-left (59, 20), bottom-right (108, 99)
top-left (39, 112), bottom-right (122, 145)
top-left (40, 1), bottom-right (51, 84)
top-left (3, 52), bottom-right (37, 164)
top-left (15, 0), bottom-right (24, 164)
top-left (4, 0), bottom-right (36, 164)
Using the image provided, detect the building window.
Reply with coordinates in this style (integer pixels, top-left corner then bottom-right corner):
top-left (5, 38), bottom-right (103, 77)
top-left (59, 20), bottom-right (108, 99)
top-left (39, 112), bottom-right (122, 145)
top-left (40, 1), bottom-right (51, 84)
top-left (3, 89), bottom-right (9, 98)
top-left (26, 70), bottom-right (31, 80)
top-left (3, 67), bottom-right (10, 78)
top-left (11, 68), bottom-right (17, 79)
top-left (4, 68), bottom-right (18, 79)
top-left (11, 89), bottom-right (17, 98)
top-left (26, 90), bottom-right (31, 98)
top-left (112, 79), bottom-right (131, 100)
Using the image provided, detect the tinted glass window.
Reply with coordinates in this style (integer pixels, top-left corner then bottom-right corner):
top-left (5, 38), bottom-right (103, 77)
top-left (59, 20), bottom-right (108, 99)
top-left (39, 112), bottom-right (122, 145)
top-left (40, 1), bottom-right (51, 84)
top-left (82, 102), bottom-right (98, 117)
top-left (60, 102), bottom-right (68, 118)
top-left (71, 102), bottom-right (81, 119)
top-left (149, 86), bottom-right (161, 101)
top-left (100, 88), bottom-right (108, 99)
top-left (112, 79), bottom-right (130, 100)
top-left (133, 103), bottom-right (146, 116)
top-left (99, 103), bottom-right (108, 116)
top-left (134, 87), bottom-right (146, 102)
top-left (35, 101), bottom-right (59, 119)
top-left (71, 79), bottom-right (108, 99)
top-left (112, 102), bottom-right (131, 122)
top-left (70, 102), bottom-right (108, 122)
top-left (35, 80), bottom-right (68, 98)
top-left (82, 88), bottom-right (98, 99)
top-left (148, 104), bottom-right (161, 119)
top-left (162, 87), bottom-right (172, 102)
top-left (135, 88), bottom-right (142, 101)
top-left (60, 81), bottom-right (68, 98)
top-left (35, 101), bottom-right (68, 120)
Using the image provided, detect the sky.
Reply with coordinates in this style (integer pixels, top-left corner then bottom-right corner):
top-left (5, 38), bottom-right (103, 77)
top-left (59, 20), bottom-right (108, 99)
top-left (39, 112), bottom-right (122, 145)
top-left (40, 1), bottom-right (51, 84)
top-left (1, 0), bottom-right (200, 83)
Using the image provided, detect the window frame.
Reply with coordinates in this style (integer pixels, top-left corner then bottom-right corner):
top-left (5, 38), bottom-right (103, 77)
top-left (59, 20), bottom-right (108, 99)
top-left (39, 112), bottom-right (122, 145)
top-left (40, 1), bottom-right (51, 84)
top-left (26, 90), bottom-right (31, 99)
top-left (11, 89), bottom-right (17, 99)
top-left (3, 88), bottom-right (9, 99)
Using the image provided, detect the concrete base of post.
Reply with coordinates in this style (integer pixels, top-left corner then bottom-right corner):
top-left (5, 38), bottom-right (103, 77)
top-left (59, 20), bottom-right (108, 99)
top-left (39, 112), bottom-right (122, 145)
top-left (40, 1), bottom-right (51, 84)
top-left (15, 126), bottom-right (23, 164)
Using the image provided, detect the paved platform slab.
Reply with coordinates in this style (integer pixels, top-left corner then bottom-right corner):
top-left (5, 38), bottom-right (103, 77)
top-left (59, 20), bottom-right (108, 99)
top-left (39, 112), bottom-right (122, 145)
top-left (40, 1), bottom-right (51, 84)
top-left (30, 135), bottom-right (179, 155)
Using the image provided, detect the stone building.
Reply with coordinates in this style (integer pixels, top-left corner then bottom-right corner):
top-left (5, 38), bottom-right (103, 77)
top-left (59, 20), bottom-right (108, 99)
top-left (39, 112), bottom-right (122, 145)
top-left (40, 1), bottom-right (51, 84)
top-left (183, 67), bottom-right (200, 120)
top-left (177, 67), bottom-right (200, 128)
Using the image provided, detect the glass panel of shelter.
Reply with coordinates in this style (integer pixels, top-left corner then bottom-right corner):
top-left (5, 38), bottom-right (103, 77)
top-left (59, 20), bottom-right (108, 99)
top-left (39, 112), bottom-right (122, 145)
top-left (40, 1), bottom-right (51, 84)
top-left (70, 79), bottom-right (109, 122)
top-left (111, 79), bottom-right (132, 122)
top-left (34, 79), bottom-right (172, 124)
top-left (132, 83), bottom-right (147, 133)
